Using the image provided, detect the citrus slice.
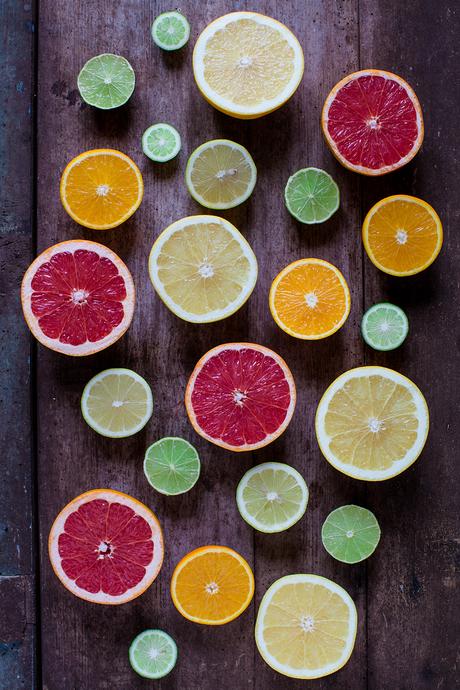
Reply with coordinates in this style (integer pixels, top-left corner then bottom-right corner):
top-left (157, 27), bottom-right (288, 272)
top-left (193, 12), bottom-right (304, 119)
top-left (185, 139), bottom-right (257, 209)
top-left (142, 123), bottom-right (181, 162)
top-left (148, 215), bottom-right (257, 323)
top-left (151, 11), bottom-right (190, 51)
top-left (129, 630), bottom-right (177, 679)
top-left (21, 240), bottom-right (135, 356)
top-left (81, 369), bottom-right (153, 438)
top-left (236, 462), bottom-right (308, 533)
top-left (269, 259), bottom-right (350, 340)
top-left (322, 69), bottom-right (424, 175)
top-left (362, 195), bottom-right (443, 276)
top-left (361, 302), bottom-right (409, 351)
top-left (322, 505), bottom-right (381, 564)
top-left (170, 545), bottom-right (254, 625)
top-left (77, 54), bottom-right (135, 109)
top-left (185, 343), bottom-right (296, 452)
top-left (60, 149), bottom-right (143, 230)
top-left (315, 366), bottom-right (429, 481)
top-left (48, 489), bottom-right (164, 604)
top-left (255, 574), bottom-right (357, 679)
top-left (144, 437), bottom-right (200, 495)
top-left (284, 168), bottom-right (339, 224)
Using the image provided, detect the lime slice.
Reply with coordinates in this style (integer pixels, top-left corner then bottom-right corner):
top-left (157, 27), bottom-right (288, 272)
top-left (77, 54), bottom-right (135, 109)
top-left (285, 167), bottom-right (339, 223)
top-left (129, 629), bottom-right (177, 679)
top-left (236, 462), bottom-right (308, 533)
top-left (81, 368), bottom-right (153, 438)
top-left (361, 302), bottom-right (409, 351)
top-left (144, 437), bottom-right (200, 495)
top-left (151, 11), bottom-right (190, 51)
top-left (185, 140), bottom-right (257, 210)
top-left (142, 124), bottom-right (181, 162)
top-left (322, 505), bottom-right (381, 564)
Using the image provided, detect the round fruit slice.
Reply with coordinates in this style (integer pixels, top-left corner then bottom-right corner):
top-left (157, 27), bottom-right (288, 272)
top-left (269, 259), bottom-right (350, 339)
top-left (315, 366), bottom-right (429, 481)
top-left (361, 302), bottom-right (409, 351)
top-left (362, 195), bottom-right (443, 276)
top-left (185, 343), bottom-right (296, 452)
top-left (151, 11), bottom-right (190, 51)
top-left (170, 545), bottom-right (254, 625)
top-left (255, 574), bottom-right (357, 679)
top-left (129, 629), bottom-right (177, 679)
top-left (185, 139), bottom-right (257, 209)
top-left (322, 505), bottom-right (381, 564)
top-left (77, 54), bottom-right (135, 109)
top-left (21, 240), bottom-right (135, 356)
top-left (148, 215), bottom-right (257, 323)
top-left (142, 123), bottom-right (181, 162)
top-left (144, 437), bottom-right (200, 495)
top-left (60, 149), bottom-right (143, 230)
top-left (81, 369), bottom-right (153, 438)
top-left (193, 12), bottom-right (304, 119)
top-left (48, 489), bottom-right (164, 604)
top-left (236, 462), bottom-right (308, 533)
top-left (322, 69), bottom-right (423, 175)
top-left (285, 168), bottom-right (339, 224)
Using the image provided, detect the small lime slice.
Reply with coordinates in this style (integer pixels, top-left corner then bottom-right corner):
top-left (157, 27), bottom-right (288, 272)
top-left (151, 11), bottom-right (190, 51)
top-left (236, 462), bottom-right (308, 533)
top-left (129, 629), bottom-right (177, 679)
top-left (322, 505), bottom-right (381, 564)
top-left (285, 167), bottom-right (339, 224)
top-left (142, 123), bottom-right (181, 162)
top-left (361, 302), bottom-right (409, 351)
top-left (144, 437), bottom-right (200, 495)
top-left (77, 54), bottom-right (135, 109)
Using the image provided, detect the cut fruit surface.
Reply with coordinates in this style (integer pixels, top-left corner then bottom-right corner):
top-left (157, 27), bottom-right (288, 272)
top-left (170, 545), bottom-right (254, 625)
top-left (322, 505), bottom-right (381, 563)
top-left (142, 123), bottom-right (181, 162)
top-left (284, 168), bottom-right (339, 224)
top-left (21, 240), bottom-right (135, 356)
top-left (315, 366), bottom-right (429, 480)
top-left (151, 11), bottom-right (190, 51)
top-left (255, 574), bottom-right (357, 679)
top-left (185, 343), bottom-right (296, 451)
top-left (193, 12), bottom-right (304, 118)
top-left (322, 69), bottom-right (423, 175)
top-left (129, 629), bottom-right (177, 679)
top-left (144, 437), bottom-right (200, 495)
top-left (48, 489), bottom-right (164, 604)
top-left (361, 302), bottom-right (409, 351)
top-left (77, 54), bottom-right (135, 109)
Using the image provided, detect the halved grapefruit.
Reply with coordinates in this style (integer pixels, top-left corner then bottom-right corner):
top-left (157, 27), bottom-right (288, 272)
top-left (48, 489), bottom-right (164, 605)
top-left (185, 343), bottom-right (296, 451)
top-left (21, 240), bottom-right (135, 356)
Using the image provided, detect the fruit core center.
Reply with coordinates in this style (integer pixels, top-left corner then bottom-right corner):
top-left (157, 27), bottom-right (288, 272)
top-left (305, 292), bottom-right (318, 308)
top-left (205, 581), bottom-right (219, 595)
top-left (300, 615), bottom-right (315, 632)
top-left (98, 541), bottom-right (112, 556)
top-left (103, 77), bottom-right (112, 85)
top-left (379, 320), bottom-right (390, 332)
top-left (96, 184), bottom-right (110, 196)
top-left (233, 390), bottom-right (247, 406)
top-left (395, 229), bottom-right (408, 244)
top-left (157, 137), bottom-right (166, 147)
top-left (72, 289), bottom-right (88, 304)
top-left (266, 491), bottom-right (279, 502)
top-left (112, 400), bottom-right (124, 408)
top-left (368, 417), bottom-right (383, 433)
top-left (148, 647), bottom-right (160, 660)
top-left (216, 168), bottom-right (238, 179)
top-left (239, 56), bottom-right (252, 68)
top-left (198, 262), bottom-right (214, 278)
top-left (346, 530), bottom-right (354, 538)
top-left (367, 116), bottom-right (380, 129)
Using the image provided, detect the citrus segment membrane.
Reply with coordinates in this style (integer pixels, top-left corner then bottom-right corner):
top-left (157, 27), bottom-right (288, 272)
top-left (142, 124), bottom-right (181, 162)
top-left (284, 168), bottom-right (339, 224)
top-left (129, 629), bottom-right (177, 679)
top-left (361, 303), bottom-right (409, 351)
top-left (77, 54), bottom-right (135, 109)
top-left (322, 505), bottom-right (381, 563)
top-left (151, 11), bottom-right (190, 51)
top-left (144, 437), bottom-right (200, 495)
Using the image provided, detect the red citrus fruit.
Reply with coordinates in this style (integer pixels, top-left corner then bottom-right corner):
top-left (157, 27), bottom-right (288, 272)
top-left (321, 69), bottom-right (424, 175)
top-left (21, 239), bottom-right (135, 356)
top-left (185, 343), bottom-right (296, 451)
top-left (48, 489), bottom-right (164, 605)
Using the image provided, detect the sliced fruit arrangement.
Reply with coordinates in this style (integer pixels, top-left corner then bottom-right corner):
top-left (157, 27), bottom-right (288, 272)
top-left (255, 574), bottom-right (357, 679)
top-left (322, 69), bottom-right (424, 175)
top-left (315, 366), bottom-right (429, 480)
top-left (151, 11), bottom-right (190, 51)
top-left (144, 437), bottom-right (200, 496)
top-left (269, 258), bottom-right (350, 339)
top-left (193, 12), bottom-right (304, 119)
top-left (363, 195), bottom-right (443, 276)
top-left (322, 505), bottom-right (381, 563)
top-left (48, 489), bottom-right (164, 604)
top-left (129, 629), bottom-right (177, 680)
top-left (170, 545), bottom-right (254, 625)
top-left (284, 168), bottom-right (339, 224)
top-left (142, 123), bottom-right (181, 162)
top-left (185, 343), bottom-right (296, 451)
top-left (21, 240), bottom-right (135, 356)
top-left (77, 54), bottom-right (135, 109)
top-left (361, 302), bottom-right (409, 351)
top-left (148, 215), bottom-right (257, 323)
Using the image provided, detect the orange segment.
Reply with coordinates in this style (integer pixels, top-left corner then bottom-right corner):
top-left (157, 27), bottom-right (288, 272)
top-left (269, 259), bottom-right (351, 339)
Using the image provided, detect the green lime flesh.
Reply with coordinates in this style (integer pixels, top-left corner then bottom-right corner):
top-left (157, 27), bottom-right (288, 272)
top-left (285, 167), bottom-right (339, 224)
top-left (322, 505), bottom-right (381, 564)
top-left (151, 11), bottom-right (190, 50)
top-left (361, 302), bottom-right (409, 351)
top-left (144, 437), bottom-right (200, 495)
top-left (129, 629), bottom-right (177, 679)
top-left (142, 124), bottom-right (181, 162)
top-left (77, 54), bottom-right (135, 109)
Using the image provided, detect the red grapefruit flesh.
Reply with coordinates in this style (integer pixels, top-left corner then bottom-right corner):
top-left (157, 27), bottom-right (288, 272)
top-left (185, 343), bottom-right (296, 451)
top-left (48, 489), bottom-right (164, 605)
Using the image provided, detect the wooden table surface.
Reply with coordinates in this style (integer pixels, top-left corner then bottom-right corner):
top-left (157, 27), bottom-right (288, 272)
top-left (1, 1), bottom-right (459, 688)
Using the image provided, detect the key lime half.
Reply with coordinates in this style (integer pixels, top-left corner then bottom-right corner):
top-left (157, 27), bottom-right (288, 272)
top-left (285, 168), bottom-right (339, 223)
top-left (129, 629), bottom-right (177, 679)
top-left (361, 302), bottom-right (409, 351)
top-left (77, 54), bottom-right (135, 109)
top-left (151, 11), bottom-right (190, 51)
top-left (142, 124), bottom-right (181, 162)
top-left (144, 437), bottom-right (200, 495)
top-left (322, 505), bottom-right (381, 564)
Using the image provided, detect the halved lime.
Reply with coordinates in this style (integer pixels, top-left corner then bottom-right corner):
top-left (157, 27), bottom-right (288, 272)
top-left (185, 139), bottom-right (257, 210)
top-left (129, 629), bottom-right (177, 679)
top-left (144, 437), bottom-right (200, 495)
top-left (361, 302), bottom-right (409, 351)
top-left (236, 462), bottom-right (308, 533)
top-left (151, 11), bottom-right (190, 51)
top-left (81, 368), bottom-right (153, 438)
top-left (142, 124), bottom-right (181, 162)
top-left (322, 505), bottom-right (381, 564)
top-left (77, 54), bottom-right (135, 109)
top-left (285, 167), bottom-right (339, 223)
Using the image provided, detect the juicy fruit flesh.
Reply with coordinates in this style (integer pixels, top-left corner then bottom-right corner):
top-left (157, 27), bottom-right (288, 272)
top-left (363, 305), bottom-right (408, 349)
top-left (153, 14), bottom-right (188, 48)
top-left (144, 438), bottom-right (200, 494)
top-left (322, 506), bottom-right (380, 563)
top-left (240, 466), bottom-right (306, 529)
top-left (285, 169), bottom-right (339, 223)
top-left (144, 125), bottom-right (180, 160)
top-left (78, 54), bottom-right (135, 108)
top-left (85, 373), bottom-right (151, 434)
top-left (130, 631), bottom-right (176, 679)
top-left (189, 143), bottom-right (255, 206)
